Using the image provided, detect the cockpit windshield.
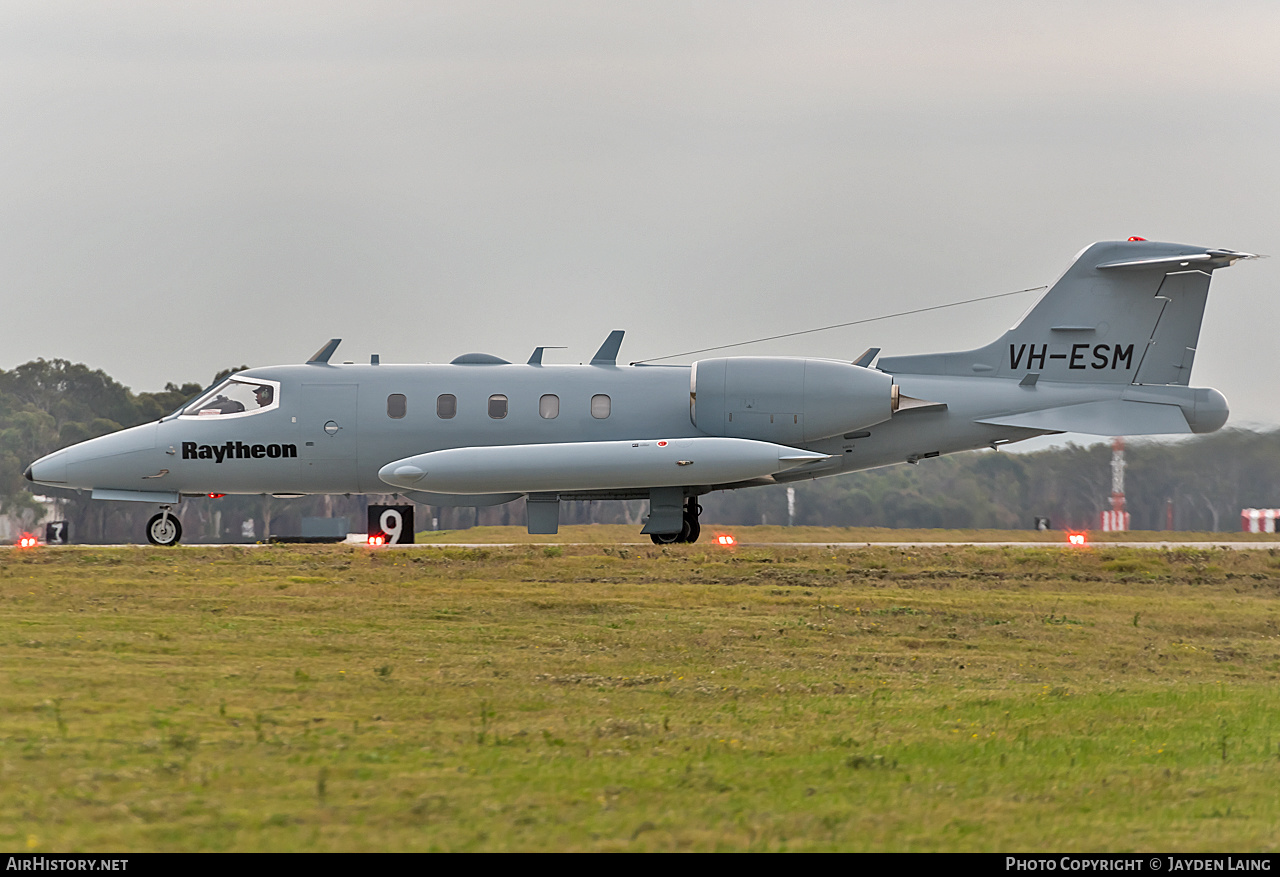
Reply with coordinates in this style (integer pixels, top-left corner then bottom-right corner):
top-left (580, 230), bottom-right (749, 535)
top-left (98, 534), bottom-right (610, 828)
top-left (182, 378), bottom-right (280, 418)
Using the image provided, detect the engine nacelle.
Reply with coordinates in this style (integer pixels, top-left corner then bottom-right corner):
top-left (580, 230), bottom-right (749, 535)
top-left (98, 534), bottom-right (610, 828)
top-left (690, 357), bottom-right (895, 444)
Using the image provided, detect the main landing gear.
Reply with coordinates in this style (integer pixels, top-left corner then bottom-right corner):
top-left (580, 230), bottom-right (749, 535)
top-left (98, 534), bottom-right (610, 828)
top-left (146, 506), bottom-right (183, 546)
top-left (650, 499), bottom-right (702, 545)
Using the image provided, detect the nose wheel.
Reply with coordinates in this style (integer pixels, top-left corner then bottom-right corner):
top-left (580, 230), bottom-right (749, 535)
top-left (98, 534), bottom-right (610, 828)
top-left (146, 509), bottom-right (183, 546)
top-left (649, 499), bottom-right (701, 545)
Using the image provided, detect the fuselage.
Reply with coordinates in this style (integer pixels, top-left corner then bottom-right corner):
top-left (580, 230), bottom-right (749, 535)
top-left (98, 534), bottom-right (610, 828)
top-left (28, 357), bottom-right (1176, 502)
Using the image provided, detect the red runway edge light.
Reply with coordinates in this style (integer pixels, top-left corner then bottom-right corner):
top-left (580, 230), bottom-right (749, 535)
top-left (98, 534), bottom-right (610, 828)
top-left (17, 533), bottom-right (38, 549)
top-left (367, 534), bottom-right (386, 546)
top-left (715, 533), bottom-right (737, 547)
top-left (1067, 532), bottom-right (1088, 546)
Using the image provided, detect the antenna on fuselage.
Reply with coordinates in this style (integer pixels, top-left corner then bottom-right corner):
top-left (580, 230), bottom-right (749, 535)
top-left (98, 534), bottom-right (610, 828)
top-left (307, 339), bottom-right (341, 364)
top-left (528, 346), bottom-right (566, 366)
top-left (590, 330), bottom-right (624, 366)
top-left (853, 347), bottom-right (881, 368)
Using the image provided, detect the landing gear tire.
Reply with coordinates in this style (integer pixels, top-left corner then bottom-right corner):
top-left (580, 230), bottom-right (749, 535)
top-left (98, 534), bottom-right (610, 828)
top-left (683, 500), bottom-right (702, 544)
top-left (650, 527), bottom-right (684, 546)
top-left (650, 501), bottom-right (702, 545)
top-left (146, 512), bottom-right (182, 546)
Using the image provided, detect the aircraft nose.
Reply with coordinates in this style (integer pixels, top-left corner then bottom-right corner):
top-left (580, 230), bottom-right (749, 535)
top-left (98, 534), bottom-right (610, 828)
top-left (26, 451), bottom-right (68, 485)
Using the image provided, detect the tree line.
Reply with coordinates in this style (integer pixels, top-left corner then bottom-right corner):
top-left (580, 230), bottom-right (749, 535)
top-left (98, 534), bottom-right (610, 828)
top-left (699, 429), bottom-right (1280, 532)
top-left (1, 357), bottom-right (1276, 542)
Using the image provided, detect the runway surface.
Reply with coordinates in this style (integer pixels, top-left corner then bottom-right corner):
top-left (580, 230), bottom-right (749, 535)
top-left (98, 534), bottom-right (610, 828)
top-left (11, 539), bottom-right (1279, 550)
top-left (39, 540), bottom-right (1277, 549)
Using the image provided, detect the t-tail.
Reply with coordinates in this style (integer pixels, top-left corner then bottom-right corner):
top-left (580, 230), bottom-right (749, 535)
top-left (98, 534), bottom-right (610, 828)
top-left (878, 239), bottom-right (1257, 435)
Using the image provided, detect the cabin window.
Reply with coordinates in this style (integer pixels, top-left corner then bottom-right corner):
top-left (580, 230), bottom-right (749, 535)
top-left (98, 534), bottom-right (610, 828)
top-left (182, 377), bottom-right (279, 418)
top-left (488, 394), bottom-right (508, 419)
top-left (591, 394), bottom-right (611, 419)
top-left (539, 394), bottom-right (559, 419)
top-left (387, 394), bottom-right (407, 419)
top-left (436, 394), bottom-right (457, 419)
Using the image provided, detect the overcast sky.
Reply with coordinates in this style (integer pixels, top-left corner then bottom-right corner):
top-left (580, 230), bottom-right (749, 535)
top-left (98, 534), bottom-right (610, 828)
top-left (3, 1), bottom-right (1277, 435)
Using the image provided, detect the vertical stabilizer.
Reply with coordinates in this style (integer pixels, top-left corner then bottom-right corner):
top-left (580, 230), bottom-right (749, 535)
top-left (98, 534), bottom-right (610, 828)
top-left (878, 241), bottom-right (1254, 385)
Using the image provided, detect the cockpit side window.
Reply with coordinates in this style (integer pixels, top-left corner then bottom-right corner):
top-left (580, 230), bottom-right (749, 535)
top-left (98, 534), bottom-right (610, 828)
top-left (182, 378), bottom-right (280, 418)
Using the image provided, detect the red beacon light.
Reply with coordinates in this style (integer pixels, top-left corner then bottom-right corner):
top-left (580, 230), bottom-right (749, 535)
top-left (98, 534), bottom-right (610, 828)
top-left (715, 533), bottom-right (737, 548)
top-left (207, 493), bottom-right (225, 499)
top-left (17, 533), bottom-right (38, 549)
top-left (1067, 532), bottom-right (1088, 546)
top-left (1127, 236), bottom-right (1147, 242)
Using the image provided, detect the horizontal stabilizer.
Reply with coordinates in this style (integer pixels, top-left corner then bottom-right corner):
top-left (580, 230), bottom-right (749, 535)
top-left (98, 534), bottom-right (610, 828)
top-left (1096, 249), bottom-right (1257, 271)
top-left (977, 400), bottom-right (1190, 436)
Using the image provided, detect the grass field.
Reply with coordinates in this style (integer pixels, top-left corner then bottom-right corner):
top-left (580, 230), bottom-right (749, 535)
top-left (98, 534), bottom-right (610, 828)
top-left (413, 524), bottom-right (1280, 544)
top-left (3, 532), bottom-right (1280, 851)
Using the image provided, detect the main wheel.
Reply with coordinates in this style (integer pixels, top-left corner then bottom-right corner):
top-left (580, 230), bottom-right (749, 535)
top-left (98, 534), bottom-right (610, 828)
top-left (146, 513), bottom-right (182, 546)
top-left (650, 499), bottom-right (698, 545)
top-left (683, 500), bottom-right (702, 544)
top-left (650, 516), bottom-right (692, 545)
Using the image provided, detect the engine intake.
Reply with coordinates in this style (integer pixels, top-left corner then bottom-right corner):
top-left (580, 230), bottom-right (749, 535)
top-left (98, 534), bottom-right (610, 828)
top-left (690, 357), bottom-right (895, 443)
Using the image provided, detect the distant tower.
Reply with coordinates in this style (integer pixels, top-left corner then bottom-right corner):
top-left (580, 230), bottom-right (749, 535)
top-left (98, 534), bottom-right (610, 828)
top-left (1111, 437), bottom-right (1126, 514)
top-left (1101, 437), bottom-right (1130, 531)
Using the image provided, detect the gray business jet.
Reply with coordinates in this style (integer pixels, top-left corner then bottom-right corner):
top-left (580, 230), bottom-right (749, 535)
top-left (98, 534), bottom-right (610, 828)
top-left (25, 239), bottom-right (1255, 545)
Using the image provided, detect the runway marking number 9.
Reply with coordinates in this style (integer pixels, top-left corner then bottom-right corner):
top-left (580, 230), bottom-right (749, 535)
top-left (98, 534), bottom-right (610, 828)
top-left (368, 505), bottom-right (414, 545)
top-left (380, 509), bottom-right (403, 543)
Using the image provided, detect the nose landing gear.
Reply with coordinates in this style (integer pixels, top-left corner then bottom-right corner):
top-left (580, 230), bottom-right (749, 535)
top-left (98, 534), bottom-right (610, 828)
top-left (649, 498), bottom-right (702, 545)
top-left (146, 506), bottom-right (183, 546)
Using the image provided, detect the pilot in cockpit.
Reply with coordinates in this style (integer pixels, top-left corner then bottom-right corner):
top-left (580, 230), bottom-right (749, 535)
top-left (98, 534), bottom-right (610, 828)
top-left (204, 395), bottom-right (245, 415)
top-left (193, 381), bottom-right (274, 416)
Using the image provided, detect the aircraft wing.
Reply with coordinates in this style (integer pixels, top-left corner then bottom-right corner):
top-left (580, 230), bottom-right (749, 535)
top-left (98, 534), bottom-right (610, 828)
top-left (976, 400), bottom-right (1191, 436)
